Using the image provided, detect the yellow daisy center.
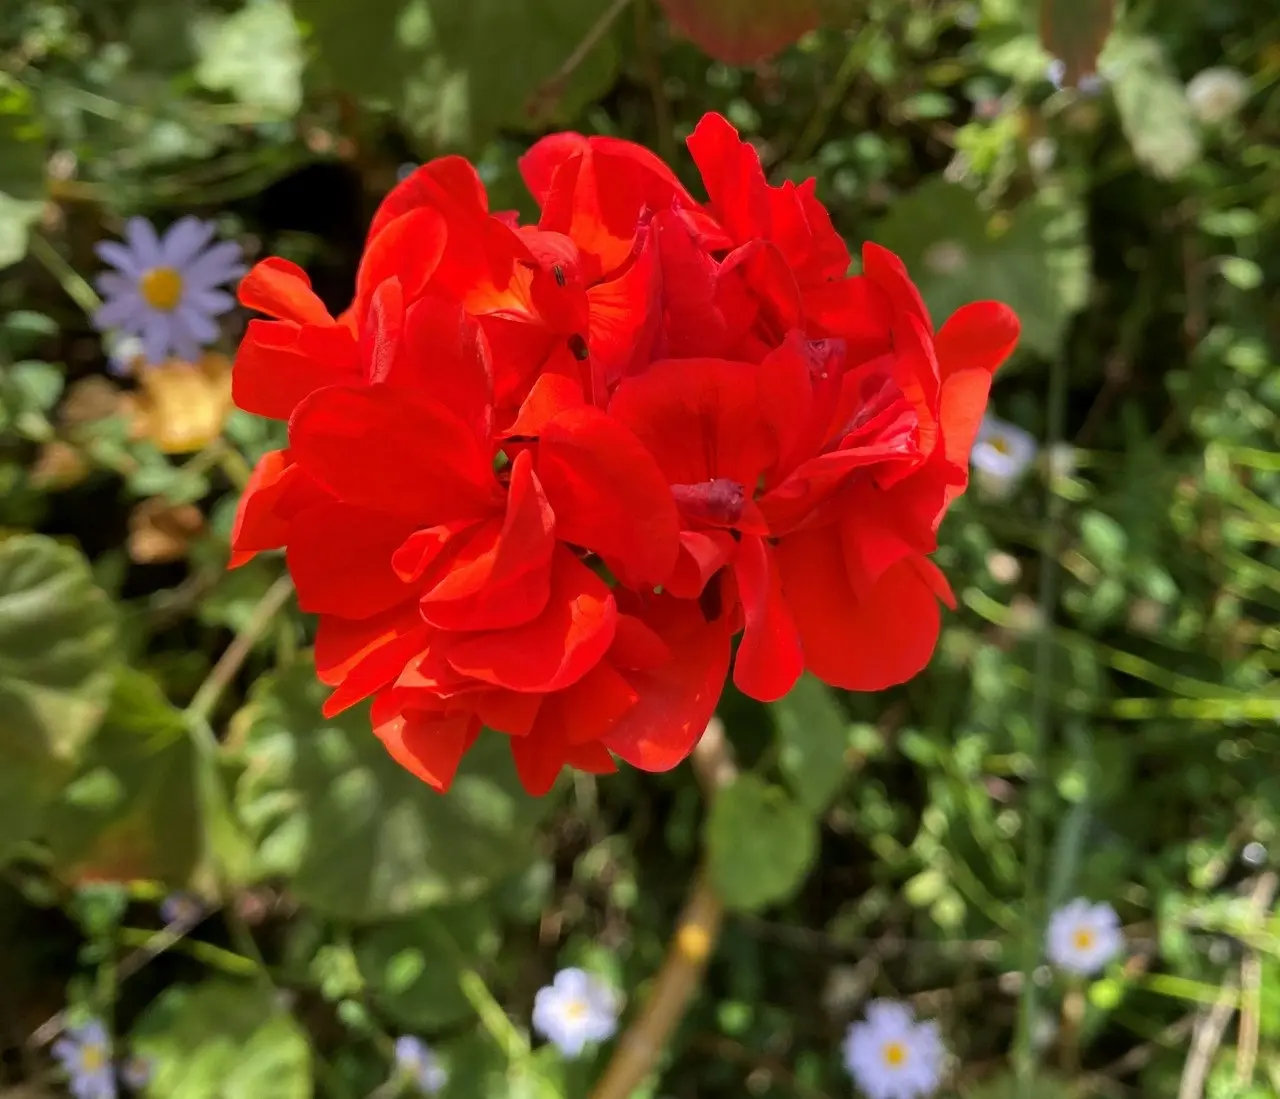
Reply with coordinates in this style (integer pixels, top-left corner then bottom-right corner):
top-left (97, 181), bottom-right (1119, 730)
top-left (1072, 927), bottom-right (1096, 951)
top-left (564, 998), bottom-right (588, 1021)
top-left (881, 1040), bottom-right (908, 1068)
top-left (81, 1044), bottom-right (106, 1072)
top-left (139, 266), bottom-right (184, 311)
top-left (988, 434), bottom-right (1012, 456)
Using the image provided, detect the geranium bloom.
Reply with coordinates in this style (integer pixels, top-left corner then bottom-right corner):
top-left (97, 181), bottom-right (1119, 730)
top-left (93, 216), bottom-right (244, 365)
top-left (228, 112), bottom-right (1017, 795)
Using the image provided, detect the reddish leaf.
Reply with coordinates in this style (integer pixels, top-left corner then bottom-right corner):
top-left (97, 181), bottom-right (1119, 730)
top-left (657, 0), bottom-right (832, 65)
top-left (1040, 0), bottom-right (1115, 87)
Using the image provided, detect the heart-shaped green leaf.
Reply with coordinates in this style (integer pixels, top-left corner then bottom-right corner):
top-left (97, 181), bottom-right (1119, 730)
top-left (0, 535), bottom-right (118, 861)
top-left (233, 658), bottom-right (553, 921)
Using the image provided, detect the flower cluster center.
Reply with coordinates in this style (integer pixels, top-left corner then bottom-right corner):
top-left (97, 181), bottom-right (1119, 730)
top-left (881, 1039), bottom-right (908, 1068)
top-left (1072, 927), bottom-right (1096, 951)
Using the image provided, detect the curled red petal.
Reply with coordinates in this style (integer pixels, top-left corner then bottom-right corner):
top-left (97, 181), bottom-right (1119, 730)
top-left (472, 689), bottom-right (542, 737)
top-left (775, 525), bottom-right (942, 692)
top-left (445, 547), bottom-right (617, 693)
top-left (601, 598), bottom-right (732, 773)
top-left (232, 318), bottom-right (360, 421)
top-left (536, 406), bottom-right (681, 587)
top-left (420, 450), bottom-right (556, 631)
top-left (353, 206), bottom-right (448, 328)
top-left (665, 530), bottom-right (737, 599)
top-left (687, 112), bottom-right (770, 244)
top-left (315, 606), bottom-right (431, 717)
top-left (238, 257), bottom-right (333, 326)
top-left (375, 708), bottom-right (481, 792)
top-left (502, 372), bottom-right (585, 438)
top-left (368, 156), bottom-right (489, 246)
top-left (230, 450), bottom-right (329, 562)
top-left (730, 534), bottom-right (803, 702)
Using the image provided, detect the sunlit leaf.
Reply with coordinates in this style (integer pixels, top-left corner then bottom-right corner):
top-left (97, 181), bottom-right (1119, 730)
top-left (0, 75), bottom-right (47, 269)
top-left (874, 178), bottom-right (1089, 358)
top-left (132, 981), bottom-right (311, 1099)
top-left (705, 775), bottom-right (817, 911)
top-left (233, 658), bottom-right (553, 921)
top-left (772, 673), bottom-right (849, 814)
top-left (1039, 0), bottom-right (1114, 87)
top-left (1106, 35), bottom-right (1201, 181)
top-left (194, 0), bottom-right (305, 117)
top-left (46, 669), bottom-right (203, 886)
top-left (0, 536), bottom-right (117, 861)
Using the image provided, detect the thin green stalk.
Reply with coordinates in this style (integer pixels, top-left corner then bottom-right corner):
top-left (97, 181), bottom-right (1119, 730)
top-left (29, 233), bottom-right (103, 317)
top-left (1013, 320), bottom-right (1071, 1090)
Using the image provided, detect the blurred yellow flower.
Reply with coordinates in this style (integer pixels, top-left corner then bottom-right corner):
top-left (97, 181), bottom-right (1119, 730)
top-left (125, 351), bottom-right (233, 455)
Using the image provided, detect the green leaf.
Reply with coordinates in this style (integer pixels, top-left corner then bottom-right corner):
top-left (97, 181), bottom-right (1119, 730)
top-left (46, 668), bottom-right (203, 886)
top-left (1038, 0), bottom-right (1114, 86)
top-left (233, 659), bottom-right (552, 921)
top-left (0, 536), bottom-right (117, 860)
top-left (132, 981), bottom-right (311, 1099)
top-left (772, 673), bottom-right (849, 813)
top-left (194, 0), bottom-right (305, 117)
top-left (874, 178), bottom-right (1089, 358)
top-left (705, 775), bottom-right (817, 912)
top-left (1106, 35), bottom-right (1201, 182)
top-left (355, 901), bottom-right (498, 1029)
top-left (1080, 510), bottom-right (1128, 571)
top-left (296, 0), bottom-right (622, 151)
top-left (0, 75), bottom-right (47, 269)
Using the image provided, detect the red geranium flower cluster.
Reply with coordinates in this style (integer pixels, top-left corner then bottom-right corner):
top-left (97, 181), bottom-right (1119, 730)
top-left (229, 113), bottom-right (1019, 796)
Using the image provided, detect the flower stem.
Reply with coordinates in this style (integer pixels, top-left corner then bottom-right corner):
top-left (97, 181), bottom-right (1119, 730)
top-left (28, 232), bottom-right (103, 317)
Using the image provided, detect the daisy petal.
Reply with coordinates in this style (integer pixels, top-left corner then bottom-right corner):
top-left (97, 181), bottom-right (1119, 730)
top-left (188, 288), bottom-right (236, 317)
top-left (176, 302), bottom-right (220, 345)
top-left (161, 216), bottom-right (217, 268)
top-left (183, 240), bottom-right (246, 287)
top-left (94, 240), bottom-right (144, 277)
top-left (125, 217), bottom-right (163, 269)
top-left (142, 312), bottom-right (174, 364)
top-left (92, 292), bottom-right (144, 332)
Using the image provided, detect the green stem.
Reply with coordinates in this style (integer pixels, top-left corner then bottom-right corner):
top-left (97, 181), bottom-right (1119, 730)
top-left (457, 968), bottom-right (532, 1066)
top-left (1013, 281), bottom-right (1071, 1093)
top-left (29, 233), bottom-right (103, 317)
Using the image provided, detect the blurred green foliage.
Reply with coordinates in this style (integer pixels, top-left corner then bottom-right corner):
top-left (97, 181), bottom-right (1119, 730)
top-left (1, 0), bottom-right (1279, 1096)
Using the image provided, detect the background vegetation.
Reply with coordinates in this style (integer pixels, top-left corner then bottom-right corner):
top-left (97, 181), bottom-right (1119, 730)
top-left (1, 0), bottom-right (1278, 1096)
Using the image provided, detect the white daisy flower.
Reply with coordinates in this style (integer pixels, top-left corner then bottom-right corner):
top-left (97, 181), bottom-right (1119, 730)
top-left (1046, 898), bottom-right (1123, 976)
top-left (842, 1000), bottom-right (945, 1099)
top-left (1186, 67), bottom-right (1250, 125)
top-left (532, 967), bottom-right (619, 1058)
top-left (393, 1035), bottom-right (447, 1095)
top-left (92, 216), bottom-right (245, 366)
top-left (971, 414), bottom-right (1039, 501)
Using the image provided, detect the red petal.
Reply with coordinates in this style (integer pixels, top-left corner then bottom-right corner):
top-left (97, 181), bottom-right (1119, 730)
top-left (238, 258), bottom-right (333, 325)
top-left (508, 728), bottom-right (566, 796)
top-left (502, 372), bottom-right (585, 438)
top-left (769, 177), bottom-right (850, 285)
top-left (368, 156), bottom-right (489, 245)
top-left (353, 207), bottom-right (447, 325)
top-left (564, 741), bottom-right (617, 774)
top-left (360, 277), bottom-right (405, 386)
top-left (608, 357), bottom-right (776, 488)
top-left (233, 318), bottom-right (360, 421)
top-left (775, 526), bottom-right (942, 691)
top-left (587, 225), bottom-right (661, 386)
top-left (396, 294), bottom-right (494, 442)
top-left (315, 607), bottom-right (430, 717)
top-left (286, 502), bottom-right (417, 618)
top-left (652, 209), bottom-right (729, 358)
top-left (536, 406), bottom-right (681, 587)
top-left (730, 534), bottom-right (803, 701)
top-left (375, 709), bottom-right (481, 792)
top-left (533, 661), bottom-right (638, 746)
top-left (936, 301), bottom-right (1021, 377)
top-left (289, 385), bottom-right (499, 523)
top-left (686, 112), bottom-right (770, 244)
top-left (230, 450), bottom-right (329, 560)
top-left (862, 241), bottom-right (933, 334)
top-left (392, 521), bottom-right (476, 583)
top-left (420, 450), bottom-right (556, 631)
top-left (472, 689), bottom-right (542, 737)
top-left (665, 530), bottom-right (736, 599)
top-left (445, 547), bottom-right (617, 693)
top-left (602, 598), bottom-right (731, 772)
top-left (609, 613), bottom-right (673, 670)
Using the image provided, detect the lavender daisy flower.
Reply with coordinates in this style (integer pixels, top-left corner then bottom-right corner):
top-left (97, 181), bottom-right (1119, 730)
top-left (159, 891), bottom-right (205, 928)
top-left (843, 1001), bottom-right (945, 1099)
top-left (393, 1036), bottom-right (447, 1095)
top-left (532, 968), bottom-right (620, 1058)
top-left (52, 1019), bottom-right (117, 1099)
top-left (92, 217), bottom-right (245, 366)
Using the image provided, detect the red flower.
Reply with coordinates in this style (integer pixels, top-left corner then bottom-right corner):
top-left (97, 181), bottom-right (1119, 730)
top-left (228, 109), bottom-right (1019, 796)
